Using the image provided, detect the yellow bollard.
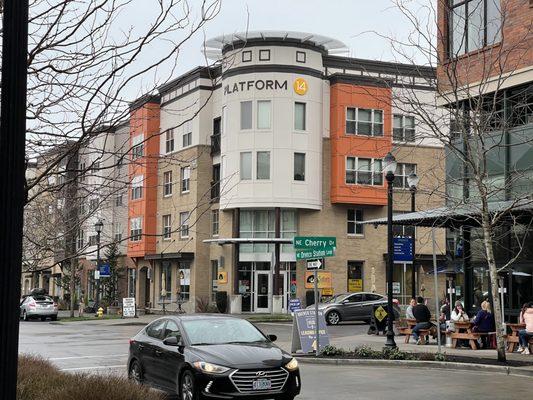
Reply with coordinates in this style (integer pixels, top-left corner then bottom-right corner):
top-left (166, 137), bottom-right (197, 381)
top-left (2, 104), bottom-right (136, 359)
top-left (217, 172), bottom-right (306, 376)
top-left (97, 307), bottom-right (104, 318)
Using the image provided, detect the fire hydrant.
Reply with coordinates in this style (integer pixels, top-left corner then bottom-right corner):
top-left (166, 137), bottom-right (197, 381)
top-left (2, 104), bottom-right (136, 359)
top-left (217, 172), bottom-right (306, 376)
top-left (97, 307), bottom-right (104, 318)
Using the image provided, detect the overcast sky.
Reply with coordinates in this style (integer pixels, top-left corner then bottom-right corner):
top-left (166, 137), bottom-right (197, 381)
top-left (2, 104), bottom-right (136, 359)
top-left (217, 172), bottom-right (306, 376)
top-left (152, 0), bottom-right (431, 75)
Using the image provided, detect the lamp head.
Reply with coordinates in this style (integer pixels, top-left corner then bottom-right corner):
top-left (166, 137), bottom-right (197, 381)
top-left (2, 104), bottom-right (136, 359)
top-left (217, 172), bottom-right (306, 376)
top-left (382, 152), bottom-right (397, 176)
top-left (407, 173), bottom-right (420, 191)
top-left (94, 220), bottom-right (104, 233)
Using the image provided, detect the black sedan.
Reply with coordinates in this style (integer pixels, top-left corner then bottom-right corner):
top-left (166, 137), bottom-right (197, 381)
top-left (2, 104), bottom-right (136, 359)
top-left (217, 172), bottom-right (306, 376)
top-left (128, 315), bottom-right (301, 400)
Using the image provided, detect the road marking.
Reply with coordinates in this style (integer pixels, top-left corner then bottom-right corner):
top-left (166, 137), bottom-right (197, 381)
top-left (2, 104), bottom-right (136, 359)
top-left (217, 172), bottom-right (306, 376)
top-left (50, 354), bottom-right (128, 361)
top-left (60, 365), bottom-right (125, 371)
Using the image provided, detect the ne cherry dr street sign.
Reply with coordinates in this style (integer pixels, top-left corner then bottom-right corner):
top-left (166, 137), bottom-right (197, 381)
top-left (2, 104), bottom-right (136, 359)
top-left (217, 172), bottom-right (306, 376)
top-left (293, 236), bottom-right (336, 260)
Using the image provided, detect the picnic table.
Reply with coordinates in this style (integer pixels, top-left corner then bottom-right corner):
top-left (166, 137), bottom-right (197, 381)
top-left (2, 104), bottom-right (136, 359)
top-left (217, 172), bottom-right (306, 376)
top-left (506, 323), bottom-right (526, 353)
top-left (397, 318), bottom-right (434, 344)
top-left (449, 321), bottom-right (480, 350)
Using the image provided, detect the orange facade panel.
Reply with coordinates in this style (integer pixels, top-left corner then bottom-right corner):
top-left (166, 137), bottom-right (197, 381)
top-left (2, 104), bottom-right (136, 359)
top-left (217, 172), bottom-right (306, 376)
top-left (330, 83), bottom-right (392, 205)
top-left (128, 102), bottom-right (160, 258)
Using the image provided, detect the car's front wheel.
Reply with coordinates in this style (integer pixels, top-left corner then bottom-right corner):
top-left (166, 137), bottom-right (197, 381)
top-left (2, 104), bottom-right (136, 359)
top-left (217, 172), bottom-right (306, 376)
top-left (128, 360), bottom-right (143, 385)
top-left (180, 370), bottom-right (199, 400)
top-left (326, 310), bottom-right (341, 325)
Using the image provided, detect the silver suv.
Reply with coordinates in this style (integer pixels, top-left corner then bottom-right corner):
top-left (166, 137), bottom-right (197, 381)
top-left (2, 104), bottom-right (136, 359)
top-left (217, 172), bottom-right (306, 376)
top-left (20, 295), bottom-right (58, 321)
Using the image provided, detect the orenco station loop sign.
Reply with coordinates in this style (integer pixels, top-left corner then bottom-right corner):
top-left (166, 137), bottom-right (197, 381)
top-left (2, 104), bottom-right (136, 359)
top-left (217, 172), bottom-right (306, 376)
top-left (224, 77), bottom-right (308, 95)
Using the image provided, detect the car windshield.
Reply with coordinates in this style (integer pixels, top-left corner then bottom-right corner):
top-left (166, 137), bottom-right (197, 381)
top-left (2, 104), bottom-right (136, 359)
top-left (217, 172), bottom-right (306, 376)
top-left (182, 319), bottom-right (268, 345)
top-left (325, 294), bottom-right (349, 303)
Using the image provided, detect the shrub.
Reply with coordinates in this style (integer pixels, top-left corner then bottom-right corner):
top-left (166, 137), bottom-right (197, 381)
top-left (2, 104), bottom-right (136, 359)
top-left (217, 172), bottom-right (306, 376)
top-left (321, 345), bottom-right (346, 357)
top-left (18, 355), bottom-right (164, 400)
top-left (381, 347), bottom-right (418, 361)
top-left (434, 352), bottom-right (447, 362)
top-left (353, 345), bottom-right (382, 359)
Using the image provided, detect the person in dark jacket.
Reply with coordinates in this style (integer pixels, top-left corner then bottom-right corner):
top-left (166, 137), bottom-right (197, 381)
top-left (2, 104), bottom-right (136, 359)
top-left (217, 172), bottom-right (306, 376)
top-left (412, 296), bottom-right (432, 345)
top-left (472, 300), bottom-right (496, 349)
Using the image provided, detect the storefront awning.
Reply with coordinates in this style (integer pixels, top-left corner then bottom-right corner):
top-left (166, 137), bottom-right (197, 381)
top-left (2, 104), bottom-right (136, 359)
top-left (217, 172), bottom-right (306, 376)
top-left (360, 198), bottom-right (533, 229)
top-left (203, 238), bottom-right (293, 246)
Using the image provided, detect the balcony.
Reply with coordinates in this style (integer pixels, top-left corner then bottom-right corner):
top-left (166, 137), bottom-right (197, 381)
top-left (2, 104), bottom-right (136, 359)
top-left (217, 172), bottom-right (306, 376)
top-left (210, 134), bottom-right (221, 156)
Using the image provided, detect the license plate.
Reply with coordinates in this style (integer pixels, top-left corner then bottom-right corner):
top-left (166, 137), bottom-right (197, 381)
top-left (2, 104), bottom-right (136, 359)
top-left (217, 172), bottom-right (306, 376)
top-left (252, 379), bottom-right (271, 390)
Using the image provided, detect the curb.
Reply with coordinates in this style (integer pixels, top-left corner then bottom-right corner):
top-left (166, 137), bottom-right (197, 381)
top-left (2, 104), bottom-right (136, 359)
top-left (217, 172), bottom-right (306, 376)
top-left (295, 357), bottom-right (533, 377)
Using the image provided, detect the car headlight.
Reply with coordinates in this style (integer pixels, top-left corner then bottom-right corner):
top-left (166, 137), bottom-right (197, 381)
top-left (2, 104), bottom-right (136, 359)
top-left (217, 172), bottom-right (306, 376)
top-left (193, 361), bottom-right (230, 374)
top-left (285, 358), bottom-right (298, 371)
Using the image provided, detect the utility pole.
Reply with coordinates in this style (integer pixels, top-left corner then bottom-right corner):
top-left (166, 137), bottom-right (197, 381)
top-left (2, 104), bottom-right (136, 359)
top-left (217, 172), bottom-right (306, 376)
top-left (0, 1), bottom-right (29, 398)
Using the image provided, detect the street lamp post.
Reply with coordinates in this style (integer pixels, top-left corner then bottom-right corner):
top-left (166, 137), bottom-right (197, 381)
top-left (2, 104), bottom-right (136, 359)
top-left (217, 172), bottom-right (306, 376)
top-left (94, 220), bottom-right (103, 312)
top-left (383, 152), bottom-right (397, 348)
top-left (407, 173), bottom-right (420, 300)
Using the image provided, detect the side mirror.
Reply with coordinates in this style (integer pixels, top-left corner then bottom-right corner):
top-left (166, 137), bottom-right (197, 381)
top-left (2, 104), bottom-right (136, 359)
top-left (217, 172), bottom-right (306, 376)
top-left (267, 334), bottom-right (277, 342)
top-left (163, 336), bottom-right (179, 346)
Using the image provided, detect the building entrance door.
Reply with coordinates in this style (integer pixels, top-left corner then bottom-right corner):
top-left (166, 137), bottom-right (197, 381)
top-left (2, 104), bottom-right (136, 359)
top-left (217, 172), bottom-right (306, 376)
top-left (254, 271), bottom-right (271, 313)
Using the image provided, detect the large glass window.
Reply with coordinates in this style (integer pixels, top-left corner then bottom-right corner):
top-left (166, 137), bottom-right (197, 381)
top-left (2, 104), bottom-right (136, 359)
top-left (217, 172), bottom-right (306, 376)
top-left (449, 0), bottom-right (502, 57)
top-left (160, 261), bottom-right (172, 300)
top-left (240, 101), bottom-right (252, 130)
top-left (257, 100), bottom-right (272, 129)
top-left (346, 108), bottom-right (384, 136)
top-left (393, 115), bottom-right (416, 142)
top-left (240, 152), bottom-right (252, 180)
top-left (178, 262), bottom-right (191, 301)
top-left (346, 157), bottom-right (383, 186)
top-left (211, 260), bottom-right (218, 302)
top-left (281, 209), bottom-right (297, 253)
top-left (294, 153), bottom-right (306, 181)
top-left (394, 163), bottom-right (417, 189)
top-left (347, 209), bottom-right (364, 236)
top-left (295, 102), bottom-right (306, 131)
top-left (256, 151), bottom-right (270, 180)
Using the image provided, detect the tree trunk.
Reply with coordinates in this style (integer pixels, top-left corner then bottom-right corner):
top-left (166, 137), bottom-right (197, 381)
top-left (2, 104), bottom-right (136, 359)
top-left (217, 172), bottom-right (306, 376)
top-left (480, 207), bottom-right (506, 362)
top-left (69, 259), bottom-right (77, 318)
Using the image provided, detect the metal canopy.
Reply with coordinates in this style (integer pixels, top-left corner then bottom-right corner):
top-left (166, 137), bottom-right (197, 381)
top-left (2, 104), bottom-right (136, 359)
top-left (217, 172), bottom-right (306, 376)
top-left (360, 199), bottom-right (533, 228)
top-left (203, 238), bottom-right (293, 246)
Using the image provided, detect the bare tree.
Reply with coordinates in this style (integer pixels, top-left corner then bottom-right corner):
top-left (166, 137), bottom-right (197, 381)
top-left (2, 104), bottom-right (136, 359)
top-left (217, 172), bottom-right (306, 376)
top-left (358, 0), bottom-right (533, 361)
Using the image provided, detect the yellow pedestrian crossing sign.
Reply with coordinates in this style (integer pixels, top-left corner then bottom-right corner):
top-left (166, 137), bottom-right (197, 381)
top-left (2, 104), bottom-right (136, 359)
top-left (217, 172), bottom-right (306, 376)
top-left (374, 306), bottom-right (388, 322)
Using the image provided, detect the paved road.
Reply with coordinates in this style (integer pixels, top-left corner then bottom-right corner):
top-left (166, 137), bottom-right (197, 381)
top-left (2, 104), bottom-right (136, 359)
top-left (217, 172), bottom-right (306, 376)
top-left (18, 319), bottom-right (533, 399)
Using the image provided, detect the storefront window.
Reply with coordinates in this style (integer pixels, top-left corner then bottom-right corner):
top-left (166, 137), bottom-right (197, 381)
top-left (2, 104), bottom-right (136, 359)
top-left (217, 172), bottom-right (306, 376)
top-left (210, 260), bottom-right (218, 302)
top-left (238, 263), bottom-right (252, 312)
top-left (281, 210), bottom-right (297, 253)
top-left (392, 263), bottom-right (414, 305)
top-left (347, 261), bottom-right (363, 292)
top-left (160, 261), bottom-right (172, 301)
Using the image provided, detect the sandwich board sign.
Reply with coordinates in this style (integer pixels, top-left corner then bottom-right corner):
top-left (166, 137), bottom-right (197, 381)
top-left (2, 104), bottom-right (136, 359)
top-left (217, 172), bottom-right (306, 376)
top-left (122, 297), bottom-right (136, 318)
top-left (291, 309), bottom-right (330, 354)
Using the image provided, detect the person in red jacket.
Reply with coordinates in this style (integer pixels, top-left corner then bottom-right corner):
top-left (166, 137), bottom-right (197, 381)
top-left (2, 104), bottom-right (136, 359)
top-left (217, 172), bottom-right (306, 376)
top-left (518, 302), bottom-right (533, 355)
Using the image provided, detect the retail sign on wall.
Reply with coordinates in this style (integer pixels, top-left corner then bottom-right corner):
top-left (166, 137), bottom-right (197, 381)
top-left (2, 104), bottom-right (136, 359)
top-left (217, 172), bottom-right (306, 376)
top-left (393, 237), bottom-right (414, 263)
top-left (305, 271), bottom-right (332, 289)
top-left (293, 78), bottom-right (308, 95)
top-left (223, 78), bottom-right (308, 96)
top-left (348, 279), bottom-right (363, 292)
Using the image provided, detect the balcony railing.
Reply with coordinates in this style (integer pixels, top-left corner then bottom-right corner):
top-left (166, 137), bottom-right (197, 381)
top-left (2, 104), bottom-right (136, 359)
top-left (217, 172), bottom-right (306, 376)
top-left (210, 134), bottom-right (221, 155)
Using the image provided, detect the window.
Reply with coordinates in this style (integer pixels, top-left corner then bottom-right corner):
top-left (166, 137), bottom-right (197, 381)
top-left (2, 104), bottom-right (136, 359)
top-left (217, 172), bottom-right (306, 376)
top-left (165, 130), bottom-right (175, 153)
top-left (182, 132), bottom-right (192, 148)
top-left (131, 175), bottom-right (143, 200)
top-left (160, 261), bottom-right (172, 299)
top-left (181, 166), bottom-right (190, 193)
top-left (114, 223), bottom-right (122, 242)
top-left (162, 214), bottom-right (172, 240)
top-left (212, 210), bottom-right (219, 236)
top-left (179, 212), bottom-right (190, 238)
top-left (130, 217), bottom-right (142, 241)
top-left (242, 50), bottom-right (252, 63)
top-left (222, 106), bottom-right (227, 135)
top-left (146, 319), bottom-right (166, 339)
top-left (394, 163), bottom-right (417, 189)
top-left (132, 135), bottom-right (144, 159)
top-left (257, 100), bottom-right (271, 129)
top-left (346, 157), bottom-right (383, 186)
top-left (347, 209), bottom-right (364, 236)
top-left (88, 235), bottom-right (98, 247)
top-left (294, 153), bottom-right (306, 181)
top-left (347, 293), bottom-right (364, 303)
top-left (77, 230), bottom-right (84, 250)
top-left (178, 262), bottom-right (191, 301)
top-left (115, 195), bottom-right (123, 207)
top-left (448, 0), bottom-right (502, 57)
top-left (346, 108), bottom-right (383, 136)
top-left (295, 102), bottom-right (306, 131)
top-left (91, 161), bottom-right (100, 173)
top-left (296, 51), bottom-right (306, 63)
top-left (79, 162), bottom-right (86, 183)
top-left (163, 320), bottom-right (181, 340)
top-left (213, 117), bottom-right (221, 135)
top-left (240, 152), bottom-right (252, 180)
top-left (240, 101), bottom-right (252, 130)
top-left (256, 151), bottom-right (270, 180)
top-left (259, 49), bottom-right (270, 61)
top-left (211, 260), bottom-right (218, 302)
top-left (89, 198), bottom-right (98, 211)
top-left (163, 171), bottom-right (173, 196)
top-left (347, 261), bottom-right (364, 292)
top-left (393, 115), bottom-right (416, 142)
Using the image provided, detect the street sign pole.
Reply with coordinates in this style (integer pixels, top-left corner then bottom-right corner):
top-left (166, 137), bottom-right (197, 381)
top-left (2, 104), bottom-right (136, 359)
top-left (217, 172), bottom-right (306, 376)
top-left (314, 267), bottom-right (319, 357)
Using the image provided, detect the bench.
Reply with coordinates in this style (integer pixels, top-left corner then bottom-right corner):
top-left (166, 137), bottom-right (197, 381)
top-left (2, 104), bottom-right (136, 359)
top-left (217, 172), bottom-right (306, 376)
top-left (397, 318), bottom-right (432, 344)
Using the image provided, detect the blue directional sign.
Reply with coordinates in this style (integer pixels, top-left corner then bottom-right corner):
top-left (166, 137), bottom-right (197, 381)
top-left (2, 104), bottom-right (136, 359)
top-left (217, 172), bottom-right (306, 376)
top-left (289, 298), bottom-right (302, 313)
top-left (393, 237), bottom-right (414, 263)
top-left (98, 263), bottom-right (111, 278)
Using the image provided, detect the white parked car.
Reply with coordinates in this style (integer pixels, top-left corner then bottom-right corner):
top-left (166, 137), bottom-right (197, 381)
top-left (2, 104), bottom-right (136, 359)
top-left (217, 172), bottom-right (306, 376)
top-left (20, 295), bottom-right (58, 321)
